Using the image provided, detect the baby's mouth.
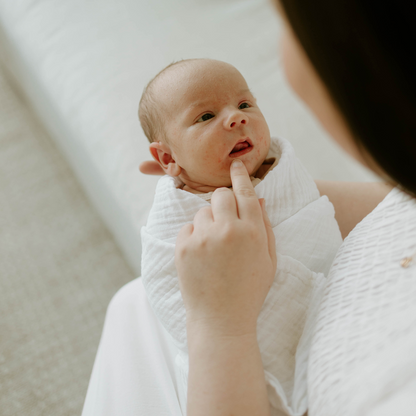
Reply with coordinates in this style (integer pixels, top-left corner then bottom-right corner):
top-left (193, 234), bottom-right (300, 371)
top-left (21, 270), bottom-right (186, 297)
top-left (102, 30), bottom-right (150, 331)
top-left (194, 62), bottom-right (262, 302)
top-left (229, 139), bottom-right (253, 158)
top-left (230, 141), bottom-right (250, 153)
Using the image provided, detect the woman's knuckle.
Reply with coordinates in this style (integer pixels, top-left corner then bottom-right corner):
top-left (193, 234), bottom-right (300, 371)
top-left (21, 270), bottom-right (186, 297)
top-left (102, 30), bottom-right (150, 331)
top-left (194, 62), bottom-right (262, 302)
top-left (221, 224), bottom-right (237, 241)
top-left (235, 186), bottom-right (256, 198)
top-left (195, 206), bottom-right (211, 220)
top-left (176, 243), bottom-right (188, 260)
top-left (242, 223), bottom-right (260, 241)
top-left (198, 235), bottom-right (209, 249)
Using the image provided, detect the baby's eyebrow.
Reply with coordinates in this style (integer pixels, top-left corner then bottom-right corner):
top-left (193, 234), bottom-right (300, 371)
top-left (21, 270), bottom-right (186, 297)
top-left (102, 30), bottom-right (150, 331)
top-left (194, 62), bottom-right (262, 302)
top-left (186, 89), bottom-right (254, 111)
top-left (187, 100), bottom-right (209, 110)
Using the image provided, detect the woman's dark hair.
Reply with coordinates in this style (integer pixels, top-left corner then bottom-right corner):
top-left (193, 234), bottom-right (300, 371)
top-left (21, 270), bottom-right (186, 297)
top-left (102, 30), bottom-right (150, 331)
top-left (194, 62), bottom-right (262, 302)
top-left (279, 0), bottom-right (416, 197)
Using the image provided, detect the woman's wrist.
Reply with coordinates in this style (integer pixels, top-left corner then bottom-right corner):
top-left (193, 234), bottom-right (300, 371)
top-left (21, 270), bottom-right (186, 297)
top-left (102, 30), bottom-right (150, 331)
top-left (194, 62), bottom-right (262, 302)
top-left (187, 324), bottom-right (259, 359)
top-left (186, 318), bottom-right (259, 361)
top-left (186, 322), bottom-right (271, 416)
top-left (186, 313), bottom-right (258, 341)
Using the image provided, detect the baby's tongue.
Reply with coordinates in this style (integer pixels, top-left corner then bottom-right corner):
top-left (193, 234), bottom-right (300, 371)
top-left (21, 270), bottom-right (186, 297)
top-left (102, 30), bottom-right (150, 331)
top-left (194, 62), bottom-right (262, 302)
top-left (231, 141), bottom-right (249, 153)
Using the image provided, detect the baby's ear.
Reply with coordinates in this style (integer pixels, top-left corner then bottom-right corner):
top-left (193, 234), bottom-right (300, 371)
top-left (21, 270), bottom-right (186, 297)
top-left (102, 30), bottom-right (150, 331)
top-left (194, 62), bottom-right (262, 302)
top-left (149, 142), bottom-right (181, 177)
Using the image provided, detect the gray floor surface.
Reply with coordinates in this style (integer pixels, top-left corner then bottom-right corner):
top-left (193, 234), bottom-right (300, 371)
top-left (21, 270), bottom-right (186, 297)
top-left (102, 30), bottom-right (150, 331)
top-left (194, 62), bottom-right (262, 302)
top-left (0, 63), bottom-right (136, 415)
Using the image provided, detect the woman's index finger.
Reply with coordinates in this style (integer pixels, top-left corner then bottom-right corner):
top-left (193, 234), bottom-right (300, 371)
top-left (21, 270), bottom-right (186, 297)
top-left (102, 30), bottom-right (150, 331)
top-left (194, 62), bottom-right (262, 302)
top-left (230, 160), bottom-right (262, 222)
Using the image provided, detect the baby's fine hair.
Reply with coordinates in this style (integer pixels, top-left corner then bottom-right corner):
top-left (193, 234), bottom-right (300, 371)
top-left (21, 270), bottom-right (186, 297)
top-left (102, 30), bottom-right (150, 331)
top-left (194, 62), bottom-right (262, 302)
top-left (138, 58), bottom-right (201, 143)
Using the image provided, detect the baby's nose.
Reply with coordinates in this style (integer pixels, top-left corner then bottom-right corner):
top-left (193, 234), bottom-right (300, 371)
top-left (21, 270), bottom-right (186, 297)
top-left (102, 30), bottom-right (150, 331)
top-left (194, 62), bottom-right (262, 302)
top-left (227, 111), bottom-right (248, 129)
top-left (230, 118), bottom-right (247, 128)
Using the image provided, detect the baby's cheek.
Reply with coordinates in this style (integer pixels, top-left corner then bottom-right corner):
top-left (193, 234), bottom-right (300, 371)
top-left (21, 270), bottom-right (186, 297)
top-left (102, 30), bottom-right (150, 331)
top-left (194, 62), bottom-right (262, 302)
top-left (198, 148), bottom-right (219, 171)
top-left (196, 142), bottom-right (229, 180)
top-left (254, 137), bottom-right (264, 157)
top-left (218, 142), bottom-right (228, 164)
top-left (259, 134), bottom-right (270, 153)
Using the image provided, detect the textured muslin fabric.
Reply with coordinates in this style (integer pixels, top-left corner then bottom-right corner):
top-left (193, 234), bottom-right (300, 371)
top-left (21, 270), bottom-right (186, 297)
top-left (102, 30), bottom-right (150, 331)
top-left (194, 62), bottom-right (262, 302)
top-left (140, 137), bottom-right (342, 415)
top-left (308, 187), bottom-right (416, 416)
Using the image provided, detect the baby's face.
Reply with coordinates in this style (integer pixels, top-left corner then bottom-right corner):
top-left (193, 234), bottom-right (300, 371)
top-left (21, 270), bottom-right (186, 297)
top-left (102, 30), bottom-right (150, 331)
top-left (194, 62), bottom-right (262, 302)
top-left (158, 60), bottom-right (270, 189)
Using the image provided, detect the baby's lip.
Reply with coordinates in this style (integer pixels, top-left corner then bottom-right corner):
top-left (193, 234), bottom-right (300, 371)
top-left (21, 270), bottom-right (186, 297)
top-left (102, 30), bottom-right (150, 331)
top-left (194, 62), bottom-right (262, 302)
top-left (229, 137), bottom-right (253, 156)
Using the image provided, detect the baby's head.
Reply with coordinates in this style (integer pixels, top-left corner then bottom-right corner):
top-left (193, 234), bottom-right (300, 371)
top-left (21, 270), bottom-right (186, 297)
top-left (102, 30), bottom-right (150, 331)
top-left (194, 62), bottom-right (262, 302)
top-left (139, 59), bottom-right (271, 192)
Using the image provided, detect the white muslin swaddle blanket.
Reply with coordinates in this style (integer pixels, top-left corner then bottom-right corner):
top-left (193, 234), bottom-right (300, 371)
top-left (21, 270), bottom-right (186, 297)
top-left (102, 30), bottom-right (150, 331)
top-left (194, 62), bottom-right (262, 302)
top-left (141, 136), bottom-right (342, 415)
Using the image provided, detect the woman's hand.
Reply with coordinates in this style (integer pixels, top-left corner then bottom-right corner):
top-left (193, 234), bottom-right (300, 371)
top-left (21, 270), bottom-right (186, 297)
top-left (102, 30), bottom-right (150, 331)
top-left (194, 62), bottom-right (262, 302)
top-left (175, 158), bottom-right (277, 336)
top-left (175, 159), bottom-right (276, 416)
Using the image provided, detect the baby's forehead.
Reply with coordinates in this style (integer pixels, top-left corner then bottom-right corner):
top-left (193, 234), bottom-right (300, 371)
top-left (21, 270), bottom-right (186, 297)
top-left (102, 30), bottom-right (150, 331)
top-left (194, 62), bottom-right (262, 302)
top-left (159, 60), bottom-right (243, 91)
top-left (156, 61), bottom-right (248, 107)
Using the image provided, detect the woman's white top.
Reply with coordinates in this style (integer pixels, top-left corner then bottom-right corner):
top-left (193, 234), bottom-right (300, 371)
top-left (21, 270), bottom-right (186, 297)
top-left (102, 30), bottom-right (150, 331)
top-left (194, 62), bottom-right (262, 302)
top-left (308, 187), bottom-right (416, 416)
top-left (82, 187), bottom-right (416, 416)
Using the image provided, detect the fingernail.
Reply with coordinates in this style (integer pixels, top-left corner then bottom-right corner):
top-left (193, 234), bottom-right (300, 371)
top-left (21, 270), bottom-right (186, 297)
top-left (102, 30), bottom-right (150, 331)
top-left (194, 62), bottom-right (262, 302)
top-left (232, 159), bottom-right (243, 168)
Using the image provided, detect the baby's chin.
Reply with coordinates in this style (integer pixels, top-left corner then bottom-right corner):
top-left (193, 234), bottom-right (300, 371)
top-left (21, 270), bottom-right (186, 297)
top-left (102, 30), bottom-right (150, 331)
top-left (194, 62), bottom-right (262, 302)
top-left (180, 153), bottom-right (268, 192)
top-left (212, 158), bottom-right (264, 187)
top-left (217, 154), bottom-right (266, 184)
top-left (241, 154), bottom-right (267, 177)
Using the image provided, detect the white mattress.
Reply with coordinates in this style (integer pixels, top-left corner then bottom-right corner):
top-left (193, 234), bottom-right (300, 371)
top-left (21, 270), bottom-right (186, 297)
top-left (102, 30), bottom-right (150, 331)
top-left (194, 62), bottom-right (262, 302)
top-left (0, 0), bottom-right (377, 274)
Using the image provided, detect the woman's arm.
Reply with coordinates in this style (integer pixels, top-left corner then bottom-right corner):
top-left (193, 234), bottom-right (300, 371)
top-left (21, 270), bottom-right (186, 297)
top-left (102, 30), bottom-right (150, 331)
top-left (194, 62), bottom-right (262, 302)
top-left (186, 327), bottom-right (270, 416)
top-left (175, 160), bottom-right (276, 416)
top-left (315, 180), bottom-right (393, 239)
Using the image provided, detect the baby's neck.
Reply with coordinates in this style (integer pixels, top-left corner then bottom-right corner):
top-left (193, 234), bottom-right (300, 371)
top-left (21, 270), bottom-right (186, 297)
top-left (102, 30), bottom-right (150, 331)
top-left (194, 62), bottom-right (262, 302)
top-left (181, 159), bottom-right (274, 194)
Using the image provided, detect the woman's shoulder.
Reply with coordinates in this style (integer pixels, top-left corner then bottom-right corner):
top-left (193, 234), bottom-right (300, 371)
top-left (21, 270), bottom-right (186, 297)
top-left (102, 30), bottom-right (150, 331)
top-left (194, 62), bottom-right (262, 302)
top-left (345, 186), bottom-right (415, 245)
top-left (308, 187), bottom-right (416, 416)
top-left (327, 186), bottom-right (416, 288)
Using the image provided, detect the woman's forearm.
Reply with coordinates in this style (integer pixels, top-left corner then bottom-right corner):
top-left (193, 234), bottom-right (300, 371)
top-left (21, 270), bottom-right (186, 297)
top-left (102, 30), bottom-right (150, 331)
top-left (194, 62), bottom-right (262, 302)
top-left (187, 325), bottom-right (271, 416)
top-left (176, 162), bottom-right (277, 415)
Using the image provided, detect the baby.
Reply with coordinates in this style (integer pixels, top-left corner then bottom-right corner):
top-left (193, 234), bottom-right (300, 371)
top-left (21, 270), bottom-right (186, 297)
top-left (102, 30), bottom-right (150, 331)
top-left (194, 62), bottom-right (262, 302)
top-left (139, 58), bottom-right (274, 196)
top-left (139, 59), bottom-right (342, 416)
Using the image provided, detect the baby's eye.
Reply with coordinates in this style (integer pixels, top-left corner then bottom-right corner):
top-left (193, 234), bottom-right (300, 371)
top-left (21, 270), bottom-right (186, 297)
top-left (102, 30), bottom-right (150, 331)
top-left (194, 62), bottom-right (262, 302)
top-left (239, 102), bottom-right (250, 110)
top-left (197, 113), bottom-right (214, 122)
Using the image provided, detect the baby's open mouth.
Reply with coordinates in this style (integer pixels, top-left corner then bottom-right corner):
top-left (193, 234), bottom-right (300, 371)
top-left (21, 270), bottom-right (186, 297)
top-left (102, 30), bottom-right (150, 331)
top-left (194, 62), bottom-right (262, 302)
top-left (230, 141), bottom-right (250, 153)
top-left (229, 139), bottom-right (253, 158)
